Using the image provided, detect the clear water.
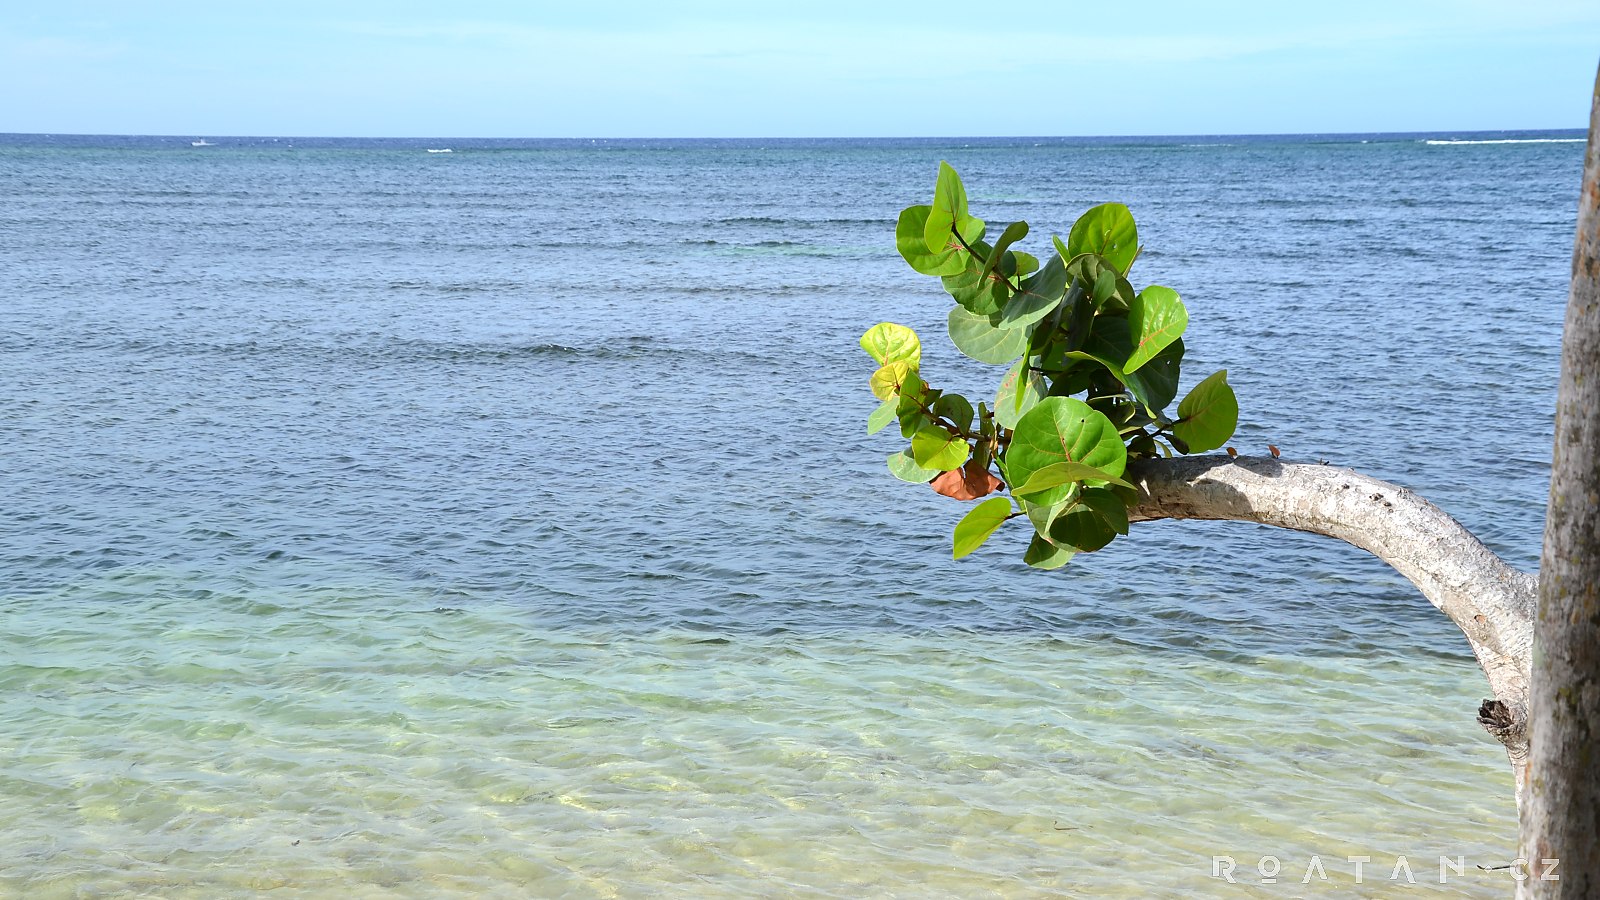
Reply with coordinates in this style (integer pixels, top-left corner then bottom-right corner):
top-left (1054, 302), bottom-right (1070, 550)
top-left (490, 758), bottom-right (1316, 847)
top-left (0, 130), bottom-right (1585, 896)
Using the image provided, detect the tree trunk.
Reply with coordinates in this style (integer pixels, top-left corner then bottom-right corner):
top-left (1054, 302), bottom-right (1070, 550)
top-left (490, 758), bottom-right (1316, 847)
top-left (1124, 455), bottom-right (1537, 805)
top-left (1518, 65), bottom-right (1600, 898)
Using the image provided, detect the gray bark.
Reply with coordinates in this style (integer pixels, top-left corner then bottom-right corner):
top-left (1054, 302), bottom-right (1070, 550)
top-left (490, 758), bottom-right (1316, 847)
top-left (1519, 65), bottom-right (1600, 899)
top-left (1124, 455), bottom-right (1537, 805)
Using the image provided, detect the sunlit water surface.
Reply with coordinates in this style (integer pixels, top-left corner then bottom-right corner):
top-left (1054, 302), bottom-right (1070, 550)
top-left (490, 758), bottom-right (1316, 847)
top-left (0, 131), bottom-right (1584, 896)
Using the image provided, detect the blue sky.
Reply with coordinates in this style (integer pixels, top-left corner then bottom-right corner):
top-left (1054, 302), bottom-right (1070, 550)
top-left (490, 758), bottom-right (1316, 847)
top-left (3, 1), bottom-right (1597, 137)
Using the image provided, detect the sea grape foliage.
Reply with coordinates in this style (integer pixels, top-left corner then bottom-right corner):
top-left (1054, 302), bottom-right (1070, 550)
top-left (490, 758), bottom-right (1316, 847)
top-left (862, 163), bottom-right (1239, 567)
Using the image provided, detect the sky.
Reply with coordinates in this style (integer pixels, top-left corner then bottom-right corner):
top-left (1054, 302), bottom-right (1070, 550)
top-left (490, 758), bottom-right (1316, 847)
top-left (2, 1), bottom-right (1597, 138)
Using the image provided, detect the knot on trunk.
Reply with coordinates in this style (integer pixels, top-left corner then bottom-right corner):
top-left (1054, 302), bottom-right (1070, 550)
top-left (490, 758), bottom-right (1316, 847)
top-left (1477, 699), bottom-right (1523, 740)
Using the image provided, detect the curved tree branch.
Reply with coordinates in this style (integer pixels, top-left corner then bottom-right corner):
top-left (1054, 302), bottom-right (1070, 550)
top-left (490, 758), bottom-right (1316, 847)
top-left (1125, 455), bottom-right (1537, 803)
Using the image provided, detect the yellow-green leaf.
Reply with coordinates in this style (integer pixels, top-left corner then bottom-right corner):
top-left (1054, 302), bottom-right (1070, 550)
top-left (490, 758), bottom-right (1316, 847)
top-left (869, 360), bottom-right (914, 401)
top-left (859, 322), bottom-right (922, 368)
top-left (911, 427), bottom-right (970, 472)
top-left (923, 161), bottom-right (969, 253)
top-left (953, 497), bottom-right (1013, 559)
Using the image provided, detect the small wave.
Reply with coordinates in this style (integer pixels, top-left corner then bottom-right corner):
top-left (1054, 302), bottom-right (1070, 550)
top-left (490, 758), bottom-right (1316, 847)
top-left (425, 148), bottom-right (453, 153)
top-left (716, 216), bottom-right (883, 227)
top-left (69, 335), bottom-right (703, 365)
top-left (1424, 138), bottom-right (1584, 145)
top-left (386, 279), bottom-right (526, 294)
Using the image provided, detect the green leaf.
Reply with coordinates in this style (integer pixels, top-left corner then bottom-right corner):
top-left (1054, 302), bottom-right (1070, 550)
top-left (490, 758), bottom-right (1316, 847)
top-left (911, 427), bottom-right (970, 471)
top-left (999, 252), bottom-right (1068, 331)
top-left (1123, 337), bottom-right (1183, 413)
top-left (1023, 534), bottom-right (1075, 569)
top-left (981, 221), bottom-right (1029, 281)
top-left (887, 450), bottom-right (939, 483)
top-left (941, 240), bottom-right (1006, 315)
top-left (1059, 315), bottom-right (1178, 414)
top-left (1093, 267), bottom-right (1118, 305)
top-left (934, 394), bottom-right (974, 434)
top-left (1077, 486), bottom-right (1130, 535)
top-left (1059, 252), bottom-right (1134, 313)
top-left (1068, 315), bottom-right (1130, 377)
top-left (948, 306), bottom-right (1028, 365)
top-left (1013, 251), bottom-right (1040, 279)
top-left (895, 206), bottom-right (956, 276)
top-left (895, 368), bottom-right (926, 405)
top-left (1022, 494), bottom-right (1072, 538)
top-left (866, 397), bottom-right (897, 435)
top-left (1049, 364), bottom-right (1096, 399)
top-left (1066, 203), bottom-right (1138, 274)
top-left (860, 322), bottom-right (922, 368)
top-left (1048, 487), bottom-right (1128, 552)
top-left (869, 360), bottom-right (914, 401)
top-left (1058, 286), bottom-right (1096, 351)
top-left (1010, 461), bottom-right (1134, 499)
top-left (891, 373), bottom-right (931, 438)
top-left (994, 358), bottom-right (1046, 429)
top-left (899, 413), bottom-right (933, 440)
top-left (897, 205), bottom-right (986, 276)
top-left (1004, 397), bottom-right (1128, 508)
top-left (1125, 286), bottom-right (1187, 374)
top-left (1126, 431), bottom-right (1159, 459)
top-left (1173, 370), bottom-right (1239, 454)
top-left (953, 497), bottom-right (1013, 559)
top-left (923, 161), bottom-right (970, 253)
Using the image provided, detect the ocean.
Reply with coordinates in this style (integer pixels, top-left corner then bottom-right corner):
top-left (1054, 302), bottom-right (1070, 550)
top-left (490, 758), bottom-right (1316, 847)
top-left (0, 130), bottom-right (1586, 896)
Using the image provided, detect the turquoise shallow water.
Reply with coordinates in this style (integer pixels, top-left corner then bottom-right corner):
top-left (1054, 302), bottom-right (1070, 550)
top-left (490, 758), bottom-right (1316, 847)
top-left (0, 131), bottom-right (1585, 896)
top-left (1, 570), bottom-right (1515, 896)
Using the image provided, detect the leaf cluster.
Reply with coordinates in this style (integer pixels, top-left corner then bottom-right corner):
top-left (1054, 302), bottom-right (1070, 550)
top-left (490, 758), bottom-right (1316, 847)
top-left (863, 163), bottom-right (1239, 567)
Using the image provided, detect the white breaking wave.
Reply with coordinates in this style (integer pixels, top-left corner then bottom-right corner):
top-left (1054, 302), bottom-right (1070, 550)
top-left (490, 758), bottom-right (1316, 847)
top-left (426, 148), bottom-right (453, 153)
top-left (1424, 138), bottom-right (1584, 145)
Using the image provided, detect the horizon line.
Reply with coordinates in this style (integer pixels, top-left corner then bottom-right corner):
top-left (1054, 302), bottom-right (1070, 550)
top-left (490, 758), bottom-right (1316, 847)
top-left (1, 126), bottom-right (1588, 142)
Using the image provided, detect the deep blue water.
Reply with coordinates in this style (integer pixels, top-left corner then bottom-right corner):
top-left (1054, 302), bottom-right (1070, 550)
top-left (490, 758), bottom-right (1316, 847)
top-left (0, 129), bottom-right (1586, 895)
top-left (0, 130), bottom-right (1580, 638)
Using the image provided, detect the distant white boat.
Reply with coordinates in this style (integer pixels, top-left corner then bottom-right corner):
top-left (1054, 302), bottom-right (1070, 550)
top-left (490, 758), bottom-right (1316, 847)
top-left (426, 148), bottom-right (453, 153)
top-left (192, 139), bottom-right (215, 147)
